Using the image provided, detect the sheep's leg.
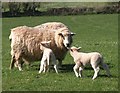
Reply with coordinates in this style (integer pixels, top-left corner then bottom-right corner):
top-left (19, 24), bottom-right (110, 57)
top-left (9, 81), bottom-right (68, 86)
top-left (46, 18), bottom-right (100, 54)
top-left (101, 63), bottom-right (110, 77)
top-left (16, 59), bottom-right (23, 71)
top-left (43, 64), bottom-right (47, 73)
top-left (52, 55), bottom-right (58, 74)
top-left (79, 67), bottom-right (83, 77)
top-left (39, 55), bottom-right (47, 73)
top-left (46, 65), bottom-right (50, 73)
top-left (15, 54), bottom-right (23, 71)
top-left (39, 61), bottom-right (44, 73)
top-left (18, 64), bottom-right (22, 71)
top-left (9, 55), bottom-right (16, 70)
top-left (46, 56), bottom-right (50, 73)
top-left (58, 59), bottom-right (62, 68)
top-left (14, 62), bottom-right (18, 67)
top-left (92, 66), bottom-right (100, 80)
top-left (54, 65), bottom-right (58, 74)
top-left (22, 58), bottom-right (30, 69)
top-left (73, 64), bottom-right (79, 77)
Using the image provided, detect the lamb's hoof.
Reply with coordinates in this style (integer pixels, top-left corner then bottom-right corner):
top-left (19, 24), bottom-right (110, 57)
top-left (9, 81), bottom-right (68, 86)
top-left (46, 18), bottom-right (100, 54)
top-left (76, 75), bottom-right (80, 78)
top-left (19, 69), bottom-right (23, 71)
top-left (92, 78), bottom-right (96, 80)
top-left (38, 71), bottom-right (41, 74)
top-left (9, 67), bottom-right (12, 70)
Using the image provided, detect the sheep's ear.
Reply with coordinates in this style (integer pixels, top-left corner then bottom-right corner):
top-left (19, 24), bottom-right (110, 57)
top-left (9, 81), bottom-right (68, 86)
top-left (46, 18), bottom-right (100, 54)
top-left (71, 32), bottom-right (76, 36)
top-left (40, 42), bottom-right (45, 46)
top-left (41, 41), bottom-right (47, 46)
top-left (41, 41), bottom-right (45, 44)
top-left (77, 47), bottom-right (82, 51)
top-left (47, 40), bottom-right (51, 44)
top-left (58, 33), bottom-right (63, 36)
top-left (40, 43), bottom-right (44, 47)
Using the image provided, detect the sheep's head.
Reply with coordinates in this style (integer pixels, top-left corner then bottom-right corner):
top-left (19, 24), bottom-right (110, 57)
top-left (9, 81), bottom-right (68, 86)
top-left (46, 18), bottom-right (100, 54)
top-left (40, 41), bottom-right (51, 50)
top-left (57, 28), bottom-right (75, 49)
top-left (69, 46), bottom-right (81, 54)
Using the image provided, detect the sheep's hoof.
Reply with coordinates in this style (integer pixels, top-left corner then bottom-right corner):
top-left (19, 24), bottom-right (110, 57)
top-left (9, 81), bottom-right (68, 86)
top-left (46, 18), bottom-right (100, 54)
top-left (92, 78), bottom-right (96, 80)
top-left (9, 67), bottom-right (12, 70)
top-left (38, 71), bottom-right (41, 74)
top-left (19, 70), bottom-right (23, 71)
top-left (76, 75), bottom-right (80, 78)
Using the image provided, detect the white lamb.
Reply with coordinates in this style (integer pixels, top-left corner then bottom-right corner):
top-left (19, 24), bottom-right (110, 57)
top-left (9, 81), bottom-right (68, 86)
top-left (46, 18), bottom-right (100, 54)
top-left (39, 41), bottom-right (58, 74)
top-left (69, 46), bottom-right (110, 80)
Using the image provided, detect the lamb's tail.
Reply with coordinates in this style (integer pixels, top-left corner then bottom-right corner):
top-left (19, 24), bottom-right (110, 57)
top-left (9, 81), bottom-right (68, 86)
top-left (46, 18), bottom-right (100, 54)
top-left (100, 57), bottom-right (111, 77)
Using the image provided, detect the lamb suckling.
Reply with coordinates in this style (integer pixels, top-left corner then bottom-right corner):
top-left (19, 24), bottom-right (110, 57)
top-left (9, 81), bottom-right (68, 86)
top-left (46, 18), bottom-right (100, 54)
top-left (69, 46), bottom-right (110, 80)
top-left (39, 41), bottom-right (58, 74)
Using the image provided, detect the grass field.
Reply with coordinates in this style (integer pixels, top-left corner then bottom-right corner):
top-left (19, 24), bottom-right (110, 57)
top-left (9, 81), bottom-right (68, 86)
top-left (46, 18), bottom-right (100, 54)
top-left (2, 14), bottom-right (118, 91)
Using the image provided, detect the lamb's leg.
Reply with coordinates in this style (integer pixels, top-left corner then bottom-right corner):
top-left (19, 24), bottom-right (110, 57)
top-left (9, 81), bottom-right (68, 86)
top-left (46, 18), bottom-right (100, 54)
top-left (101, 63), bottom-right (110, 77)
top-left (73, 64), bottom-right (79, 77)
top-left (46, 65), bottom-right (50, 73)
top-left (46, 56), bottom-right (50, 73)
top-left (52, 55), bottom-right (58, 74)
top-left (39, 61), bottom-right (44, 73)
top-left (92, 66), bottom-right (100, 80)
top-left (40, 55), bottom-right (47, 73)
top-left (43, 62), bottom-right (49, 73)
top-left (79, 67), bottom-right (83, 77)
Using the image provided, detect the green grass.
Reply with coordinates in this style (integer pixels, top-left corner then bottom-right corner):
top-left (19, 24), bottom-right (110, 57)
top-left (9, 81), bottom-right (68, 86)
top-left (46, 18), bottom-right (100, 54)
top-left (2, 14), bottom-right (118, 91)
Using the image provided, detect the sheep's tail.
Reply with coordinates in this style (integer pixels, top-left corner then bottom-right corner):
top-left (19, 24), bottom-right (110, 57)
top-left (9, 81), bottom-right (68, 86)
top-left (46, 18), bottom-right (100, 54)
top-left (9, 33), bottom-right (12, 41)
top-left (100, 57), bottom-right (111, 76)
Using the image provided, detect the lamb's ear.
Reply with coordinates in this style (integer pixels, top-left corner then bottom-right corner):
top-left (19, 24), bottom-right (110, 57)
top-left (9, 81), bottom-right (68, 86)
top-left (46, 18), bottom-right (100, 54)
top-left (71, 32), bottom-right (76, 36)
top-left (77, 47), bottom-right (82, 51)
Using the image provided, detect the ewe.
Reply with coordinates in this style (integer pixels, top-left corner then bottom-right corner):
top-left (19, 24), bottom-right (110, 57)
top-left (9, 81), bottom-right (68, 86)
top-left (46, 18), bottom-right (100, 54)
top-left (9, 22), bottom-right (75, 71)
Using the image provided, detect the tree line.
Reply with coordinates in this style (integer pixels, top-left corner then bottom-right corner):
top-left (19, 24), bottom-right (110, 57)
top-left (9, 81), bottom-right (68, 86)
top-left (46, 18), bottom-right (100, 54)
top-left (2, 2), bottom-right (41, 16)
top-left (2, 2), bottom-right (120, 17)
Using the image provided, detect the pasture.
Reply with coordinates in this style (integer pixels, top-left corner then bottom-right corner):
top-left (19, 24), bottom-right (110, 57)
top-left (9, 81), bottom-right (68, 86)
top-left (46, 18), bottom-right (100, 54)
top-left (2, 14), bottom-right (118, 91)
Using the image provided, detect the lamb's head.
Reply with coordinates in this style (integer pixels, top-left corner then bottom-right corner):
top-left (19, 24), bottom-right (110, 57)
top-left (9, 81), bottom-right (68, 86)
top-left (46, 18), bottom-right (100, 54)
top-left (40, 41), bottom-right (51, 50)
top-left (69, 46), bottom-right (81, 56)
top-left (56, 27), bottom-right (75, 49)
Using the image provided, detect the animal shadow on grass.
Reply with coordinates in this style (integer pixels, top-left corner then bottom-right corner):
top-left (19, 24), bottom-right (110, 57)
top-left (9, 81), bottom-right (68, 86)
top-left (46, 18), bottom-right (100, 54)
top-left (59, 63), bottom-right (116, 78)
top-left (30, 63), bottom-right (74, 73)
top-left (59, 64), bottom-right (74, 73)
top-left (85, 63), bottom-right (117, 78)
top-left (29, 62), bottom-right (116, 78)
